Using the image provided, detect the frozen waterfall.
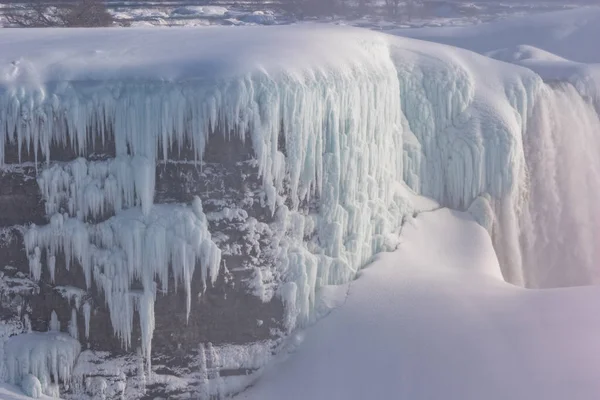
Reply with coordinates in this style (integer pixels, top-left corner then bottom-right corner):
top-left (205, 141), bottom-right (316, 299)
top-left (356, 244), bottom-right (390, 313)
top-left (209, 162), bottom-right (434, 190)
top-left (2, 27), bottom-right (600, 391)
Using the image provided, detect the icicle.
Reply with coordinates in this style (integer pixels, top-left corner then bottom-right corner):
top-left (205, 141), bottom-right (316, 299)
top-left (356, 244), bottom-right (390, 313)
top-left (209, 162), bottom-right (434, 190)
top-left (36, 156), bottom-right (156, 221)
top-left (47, 255), bottom-right (56, 283)
top-left (24, 314), bottom-right (32, 333)
top-left (198, 344), bottom-right (209, 399)
top-left (49, 310), bottom-right (60, 332)
top-left (25, 203), bottom-right (220, 371)
top-left (83, 302), bottom-right (91, 340)
top-left (69, 308), bottom-right (78, 340)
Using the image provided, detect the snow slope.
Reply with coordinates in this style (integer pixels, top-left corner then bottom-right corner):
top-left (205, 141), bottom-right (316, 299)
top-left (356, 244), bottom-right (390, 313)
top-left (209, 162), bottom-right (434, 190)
top-left (241, 209), bottom-right (600, 400)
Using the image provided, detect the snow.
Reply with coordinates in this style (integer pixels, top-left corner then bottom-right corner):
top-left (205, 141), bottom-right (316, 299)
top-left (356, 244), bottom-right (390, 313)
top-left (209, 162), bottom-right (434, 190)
top-left (241, 209), bottom-right (600, 400)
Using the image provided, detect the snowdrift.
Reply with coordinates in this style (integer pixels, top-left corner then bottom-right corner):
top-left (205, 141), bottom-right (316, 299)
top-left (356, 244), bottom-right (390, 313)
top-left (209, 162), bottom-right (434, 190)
top-left (241, 209), bottom-right (600, 400)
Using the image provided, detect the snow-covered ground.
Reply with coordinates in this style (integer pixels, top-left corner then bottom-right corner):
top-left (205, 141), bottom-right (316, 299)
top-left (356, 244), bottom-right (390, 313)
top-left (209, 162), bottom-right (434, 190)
top-left (240, 209), bottom-right (600, 400)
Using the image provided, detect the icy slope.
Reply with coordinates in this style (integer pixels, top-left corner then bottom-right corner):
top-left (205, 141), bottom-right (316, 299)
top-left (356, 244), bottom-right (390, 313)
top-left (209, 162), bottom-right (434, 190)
top-left (241, 209), bottom-right (600, 400)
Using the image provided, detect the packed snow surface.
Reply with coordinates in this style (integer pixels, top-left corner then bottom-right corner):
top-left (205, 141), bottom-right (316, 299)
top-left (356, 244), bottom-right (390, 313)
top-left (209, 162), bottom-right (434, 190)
top-left (242, 209), bottom-right (600, 400)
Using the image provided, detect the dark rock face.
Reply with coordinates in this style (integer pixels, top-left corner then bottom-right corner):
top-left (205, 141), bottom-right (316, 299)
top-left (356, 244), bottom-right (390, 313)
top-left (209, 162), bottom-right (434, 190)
top-left (0, 132), bottom-right (286, 399)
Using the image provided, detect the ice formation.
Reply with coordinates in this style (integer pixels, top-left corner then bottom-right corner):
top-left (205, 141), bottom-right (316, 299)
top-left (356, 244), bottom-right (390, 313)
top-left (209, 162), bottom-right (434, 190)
top-left (37, 156), bottom-right (155, 219)
top-left (3, 331), bottom-right (81, 396)
top-left (21, 374), bottom-right (43, 399)
top-left (23, 201), bottom-right (221, 370)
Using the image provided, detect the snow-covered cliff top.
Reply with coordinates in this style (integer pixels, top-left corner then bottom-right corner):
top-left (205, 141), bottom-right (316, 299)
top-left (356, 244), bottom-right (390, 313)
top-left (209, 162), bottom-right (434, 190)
top-left (0, 26), bottom-right (396, 86)
top-left (0, 24), bottom-right (539, 89)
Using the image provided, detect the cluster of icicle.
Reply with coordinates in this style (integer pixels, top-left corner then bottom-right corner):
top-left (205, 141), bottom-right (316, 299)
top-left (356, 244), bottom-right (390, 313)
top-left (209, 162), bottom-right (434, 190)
top-left (3, 328), bottom-right (81, 397)
top-left (37, 156), bottom-right (155, 219)
top-left (24, 191), bottom-right (221, 372)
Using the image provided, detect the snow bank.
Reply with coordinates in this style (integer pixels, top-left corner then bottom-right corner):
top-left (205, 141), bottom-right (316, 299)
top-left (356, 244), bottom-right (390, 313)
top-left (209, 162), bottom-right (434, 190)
top-left (241, 209), bottom-right (600, 400)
